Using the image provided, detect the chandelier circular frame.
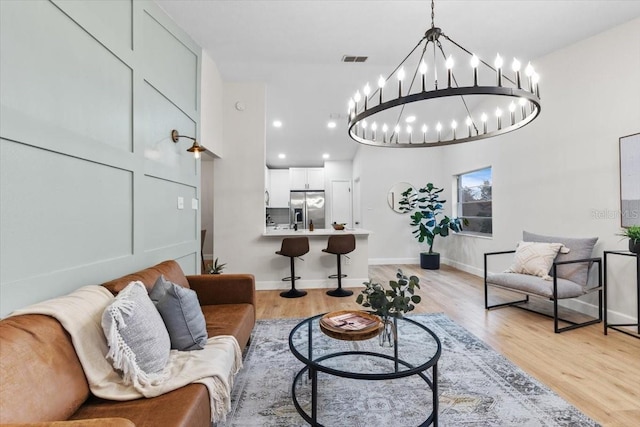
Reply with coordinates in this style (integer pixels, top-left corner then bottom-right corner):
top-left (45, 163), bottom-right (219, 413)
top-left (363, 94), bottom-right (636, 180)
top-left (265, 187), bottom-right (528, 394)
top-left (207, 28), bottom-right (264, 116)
top-left (347, 14), bottom-right (542, 148)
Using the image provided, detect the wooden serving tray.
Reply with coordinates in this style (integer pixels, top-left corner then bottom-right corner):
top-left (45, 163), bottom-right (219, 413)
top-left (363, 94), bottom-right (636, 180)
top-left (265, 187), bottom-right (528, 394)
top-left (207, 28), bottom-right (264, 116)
top-left (319, 310), bottom-right (383, 341)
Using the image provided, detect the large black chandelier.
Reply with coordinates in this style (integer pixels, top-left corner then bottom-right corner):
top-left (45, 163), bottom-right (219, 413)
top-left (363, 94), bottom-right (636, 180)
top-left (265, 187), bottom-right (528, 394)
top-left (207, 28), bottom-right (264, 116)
top-left (347, 0), bottom-right (541, 147)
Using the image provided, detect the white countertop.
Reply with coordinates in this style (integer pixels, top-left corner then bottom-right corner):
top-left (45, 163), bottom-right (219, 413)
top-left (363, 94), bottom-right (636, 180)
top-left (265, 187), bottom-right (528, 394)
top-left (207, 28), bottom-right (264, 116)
top-left (262, 227), bottom-right (371, 237)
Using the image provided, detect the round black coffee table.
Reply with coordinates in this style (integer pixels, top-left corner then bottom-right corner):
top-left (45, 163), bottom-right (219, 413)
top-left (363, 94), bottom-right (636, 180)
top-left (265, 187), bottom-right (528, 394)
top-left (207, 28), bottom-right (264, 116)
top-left (288, 313), bottom-right (442, 426)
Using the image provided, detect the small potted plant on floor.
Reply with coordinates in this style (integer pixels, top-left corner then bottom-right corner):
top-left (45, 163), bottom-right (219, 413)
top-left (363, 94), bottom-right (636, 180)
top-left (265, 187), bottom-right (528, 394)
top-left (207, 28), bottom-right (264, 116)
top-left (356, 269), bottom-right (421, 346)
top-left (618, 225), bottom-right (640, 254)
top-left (401, 182), bottom-right (466, 269)
top-left (206, 258), bottom-right (226, 274)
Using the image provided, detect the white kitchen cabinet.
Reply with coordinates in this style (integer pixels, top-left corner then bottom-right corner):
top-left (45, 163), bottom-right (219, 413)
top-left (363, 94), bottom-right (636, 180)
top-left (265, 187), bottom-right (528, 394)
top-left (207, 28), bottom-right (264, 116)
top-left (290, 167), bottom-right (324, 190)
top-left (269, 169), bottom-right (290, 207)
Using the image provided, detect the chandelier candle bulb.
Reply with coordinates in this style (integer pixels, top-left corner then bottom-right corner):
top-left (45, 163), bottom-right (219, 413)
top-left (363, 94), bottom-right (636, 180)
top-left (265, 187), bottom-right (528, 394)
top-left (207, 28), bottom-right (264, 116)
top-left (436, 122), bottom-right (442, 141)
top-left (397, 67), bottom-right (405, 97)
top-left (481, 113), bottom-right (488, 134)
top-left (362, 120), bottom-right (368, 139)
top-left (422, 124), bottom-right (428, 143)
top-left (495, 108), bottom-right (503, 130)
top-left (509, 102), bottom-right (516, 125)
top-left (465, 116), bottom-right (473, 137)
top-left (512, 58), bottom-right (522, 89)
top-left (519, 97), bottom-right (527, 119)
top-left (407, 125), bottom-right (413, 143)
top-left (525, 62), bottom-right (535, 92)
top-left (451, 120), bottom-right (457, 140)
top-left (354, 91), bottom-right (361, 113)
top-left (363, 84), bottom-right (371, 110)
top-left (470, 54), bottom-right (479, 86)
top-left (446, 55), bottom-right (454, 88)
top-left (495, 54), bottom-right (504, 87)
top-left (371, 122), bottom-right (377, 141)
top-left (378, 75), bottom-right (385, 104)
top-left (419, 60), bottom-right (428, 91)
top-left (532, 73), bottom-right (540, 98)
top-left (394, 125), bottom-right (401, 143)
top-left (382, 124), bottom-right (388, 143)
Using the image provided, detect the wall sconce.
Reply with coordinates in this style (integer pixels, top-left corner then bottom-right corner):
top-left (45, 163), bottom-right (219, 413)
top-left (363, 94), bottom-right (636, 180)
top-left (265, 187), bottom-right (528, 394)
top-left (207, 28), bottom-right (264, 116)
top-left (171, 129), bottom-right (208, 159)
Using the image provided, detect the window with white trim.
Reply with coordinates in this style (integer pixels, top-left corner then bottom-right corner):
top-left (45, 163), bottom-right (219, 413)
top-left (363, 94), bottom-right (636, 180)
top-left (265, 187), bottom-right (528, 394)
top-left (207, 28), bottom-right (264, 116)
top-left (457, 167), bottom-right (492, 236)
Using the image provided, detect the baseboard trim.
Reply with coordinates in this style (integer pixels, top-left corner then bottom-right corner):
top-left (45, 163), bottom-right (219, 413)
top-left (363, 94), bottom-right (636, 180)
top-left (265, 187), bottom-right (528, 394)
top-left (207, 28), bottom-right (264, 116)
top-left (256, 277), bottom-right (368, 291)
top-left (440, 257), bottom-right (484, 277)
top-left (369, 257), bottom-right (418, 265)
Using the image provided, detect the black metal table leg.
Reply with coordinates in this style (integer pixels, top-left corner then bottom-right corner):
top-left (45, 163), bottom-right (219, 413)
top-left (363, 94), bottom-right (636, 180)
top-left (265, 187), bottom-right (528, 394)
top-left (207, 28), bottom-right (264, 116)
top-left (433, 363), bottom-right (438, 427)
top-left (311, 367), bottom-right (318, 425)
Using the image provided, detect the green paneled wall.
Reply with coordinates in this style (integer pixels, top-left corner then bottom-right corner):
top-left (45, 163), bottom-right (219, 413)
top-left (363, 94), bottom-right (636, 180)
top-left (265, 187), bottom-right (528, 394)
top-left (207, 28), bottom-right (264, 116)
top-left (0, 0), bottom-right (202, 316)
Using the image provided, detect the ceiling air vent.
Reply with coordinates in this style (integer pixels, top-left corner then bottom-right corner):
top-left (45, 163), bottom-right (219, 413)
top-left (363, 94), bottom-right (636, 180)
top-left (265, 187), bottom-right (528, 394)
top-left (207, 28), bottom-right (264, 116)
top-left (342, 55), bottom-right (368, 63)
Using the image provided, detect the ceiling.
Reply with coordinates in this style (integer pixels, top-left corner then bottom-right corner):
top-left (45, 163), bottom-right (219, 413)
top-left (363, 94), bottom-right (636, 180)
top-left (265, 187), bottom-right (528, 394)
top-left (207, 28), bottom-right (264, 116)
top-left (156, 0), bottom-right (640, 168)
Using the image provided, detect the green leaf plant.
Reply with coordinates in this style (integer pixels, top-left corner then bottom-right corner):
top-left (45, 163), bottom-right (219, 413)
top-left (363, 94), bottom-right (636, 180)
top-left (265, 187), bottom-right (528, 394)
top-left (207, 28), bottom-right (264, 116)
top-left (206, 257), bottom-right (226, 274)
top-left (401, 182), bottom-right (466, 254)
top-left (355, 269), bottom-right (422, 319)
top-left (618, 225), bottom-right (640, 244)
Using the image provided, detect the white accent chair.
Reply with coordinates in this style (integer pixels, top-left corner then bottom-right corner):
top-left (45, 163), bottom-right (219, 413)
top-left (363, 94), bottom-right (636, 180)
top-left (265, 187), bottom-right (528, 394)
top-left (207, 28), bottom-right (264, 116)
top-left (484, 231), bottom-right (602, 333)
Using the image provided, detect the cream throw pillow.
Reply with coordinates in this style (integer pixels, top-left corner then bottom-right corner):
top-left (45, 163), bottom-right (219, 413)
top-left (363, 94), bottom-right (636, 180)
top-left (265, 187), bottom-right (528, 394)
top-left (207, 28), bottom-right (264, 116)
top-left (505, 241), bottom-right (570, 280)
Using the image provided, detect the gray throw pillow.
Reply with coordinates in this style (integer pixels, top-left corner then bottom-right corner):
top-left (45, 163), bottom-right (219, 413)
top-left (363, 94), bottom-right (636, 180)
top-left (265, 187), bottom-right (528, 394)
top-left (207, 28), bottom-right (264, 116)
top-left (101, 281), bottom-right (171, 386)
top-left (523, 231), bottom-right (598, 286)
top-left (150, 275), bottom-right (208, 351)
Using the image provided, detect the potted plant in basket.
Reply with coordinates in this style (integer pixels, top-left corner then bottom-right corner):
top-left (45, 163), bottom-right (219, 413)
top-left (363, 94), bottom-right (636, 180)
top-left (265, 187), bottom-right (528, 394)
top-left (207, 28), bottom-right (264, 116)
top-left (355, 269), bottom-right (421, 346)
top-left (400, 182), bottom-right (466, 270)
top-left (618, 225), bottom-right (640, 254)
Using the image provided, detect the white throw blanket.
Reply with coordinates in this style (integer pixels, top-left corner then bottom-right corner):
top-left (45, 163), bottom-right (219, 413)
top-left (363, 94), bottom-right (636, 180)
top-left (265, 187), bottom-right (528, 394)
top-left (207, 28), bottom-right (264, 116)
top-left (11, 285), bottom-right (242, 423)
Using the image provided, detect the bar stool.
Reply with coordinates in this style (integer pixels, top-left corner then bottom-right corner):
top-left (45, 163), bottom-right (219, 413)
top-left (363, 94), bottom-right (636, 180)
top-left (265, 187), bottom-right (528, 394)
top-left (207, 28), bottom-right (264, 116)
top-left (276, 237), bottom-right (309, 298)
top-left (323, 234), bottom-right (356, 297)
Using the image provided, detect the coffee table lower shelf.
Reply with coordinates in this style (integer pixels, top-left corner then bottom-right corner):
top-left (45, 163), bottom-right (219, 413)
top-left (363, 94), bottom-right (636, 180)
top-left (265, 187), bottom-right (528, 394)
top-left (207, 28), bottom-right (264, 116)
top-left (291, 351), bottom-right (438, 427)
top-left (288, 313), bottom-right (441, 426)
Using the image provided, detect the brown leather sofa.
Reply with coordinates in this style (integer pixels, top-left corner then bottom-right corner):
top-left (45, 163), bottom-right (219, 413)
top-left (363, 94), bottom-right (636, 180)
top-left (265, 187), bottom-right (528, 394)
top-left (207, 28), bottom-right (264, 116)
top-left (0, 260), bottom-right (256, 427)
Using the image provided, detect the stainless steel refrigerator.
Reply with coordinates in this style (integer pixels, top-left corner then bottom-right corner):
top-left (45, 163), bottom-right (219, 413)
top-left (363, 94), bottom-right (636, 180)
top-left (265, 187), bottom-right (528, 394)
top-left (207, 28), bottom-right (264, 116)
top-left (290, 191), bottom-right (325, 229)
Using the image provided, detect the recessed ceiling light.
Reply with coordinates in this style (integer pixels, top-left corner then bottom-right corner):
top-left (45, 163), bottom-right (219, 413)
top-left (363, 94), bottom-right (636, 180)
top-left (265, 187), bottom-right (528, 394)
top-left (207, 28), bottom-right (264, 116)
top-left (405, 116), bottom-right (416, 123)
top-left (278, 153), bottom-right (286, 159)
top-left (273, 120), bottom-right (283, 128)
top-left (322, 153), bottom-right (330, 159)
top-left (327, 121), bottom-right (337, 129)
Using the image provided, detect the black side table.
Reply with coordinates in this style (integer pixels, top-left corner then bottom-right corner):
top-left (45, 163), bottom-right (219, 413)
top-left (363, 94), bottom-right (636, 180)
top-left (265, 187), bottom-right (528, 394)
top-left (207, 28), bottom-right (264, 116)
top-left (604, 250), bottom-right (640, 339)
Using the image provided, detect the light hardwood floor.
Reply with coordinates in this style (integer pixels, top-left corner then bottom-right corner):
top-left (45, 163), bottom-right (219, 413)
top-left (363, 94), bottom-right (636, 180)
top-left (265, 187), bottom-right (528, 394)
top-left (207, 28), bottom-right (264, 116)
top-left (255, 264), bottom-right (640, 427)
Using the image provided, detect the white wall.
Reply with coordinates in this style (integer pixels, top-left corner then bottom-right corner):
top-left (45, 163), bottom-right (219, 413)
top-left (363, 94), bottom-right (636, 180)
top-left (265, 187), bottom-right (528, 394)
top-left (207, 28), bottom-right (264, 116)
top-left (201, 161), bottom-right (215, 260)
top-left (214, 83), bottom-right (271, 276)
top-left (200, 51), bottom-right (224, 261)
top-left (0, 0), bottom-right (202, 317)
top-left (352, 145), bottom-right (444, 264)
top-left (201, 51), bottom-right (224, 157)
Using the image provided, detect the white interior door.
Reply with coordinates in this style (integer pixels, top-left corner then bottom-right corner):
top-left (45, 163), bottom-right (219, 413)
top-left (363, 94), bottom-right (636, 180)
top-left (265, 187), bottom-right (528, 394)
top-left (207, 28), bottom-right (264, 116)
top-left (331, 180), bottom-right (352, 227)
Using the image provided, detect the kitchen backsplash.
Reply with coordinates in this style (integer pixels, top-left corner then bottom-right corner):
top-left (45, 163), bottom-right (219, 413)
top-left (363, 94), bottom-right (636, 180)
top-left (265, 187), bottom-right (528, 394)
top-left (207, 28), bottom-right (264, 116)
top-left (266, 207), bottom-right (289, 225)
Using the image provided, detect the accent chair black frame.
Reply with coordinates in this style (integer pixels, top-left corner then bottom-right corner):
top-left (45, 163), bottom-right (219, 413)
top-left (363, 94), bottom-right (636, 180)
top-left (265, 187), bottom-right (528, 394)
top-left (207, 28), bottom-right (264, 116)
top-left (484, 250), bottom-right (603, 333)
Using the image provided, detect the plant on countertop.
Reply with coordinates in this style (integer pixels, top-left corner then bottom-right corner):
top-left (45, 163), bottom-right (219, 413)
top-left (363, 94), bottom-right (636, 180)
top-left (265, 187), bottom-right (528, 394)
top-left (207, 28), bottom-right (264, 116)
top-left (206, 258), bottom-right (226, 274)
top-left (401, 182), bottom-right (466, 254)
top-left (618, 225), bottom-right (640, 253)
top-left (355, 269), bottom-right (421, 319)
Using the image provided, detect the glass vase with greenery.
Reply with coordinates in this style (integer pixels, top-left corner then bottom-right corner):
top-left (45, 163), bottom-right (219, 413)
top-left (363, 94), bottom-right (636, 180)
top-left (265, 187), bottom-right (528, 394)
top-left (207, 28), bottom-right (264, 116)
top-left (356, 269), bottom-right (421, 346)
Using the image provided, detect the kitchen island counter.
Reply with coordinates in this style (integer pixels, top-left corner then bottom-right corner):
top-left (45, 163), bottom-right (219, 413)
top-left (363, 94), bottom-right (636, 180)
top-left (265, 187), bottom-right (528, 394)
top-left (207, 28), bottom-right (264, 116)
top-left (262, 228), bottom-right (371, 237)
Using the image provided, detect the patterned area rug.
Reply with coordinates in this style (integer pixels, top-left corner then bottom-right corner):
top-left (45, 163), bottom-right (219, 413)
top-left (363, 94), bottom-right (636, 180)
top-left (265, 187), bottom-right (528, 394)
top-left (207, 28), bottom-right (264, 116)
top-left (220, 314), bottom-right (599, 426)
